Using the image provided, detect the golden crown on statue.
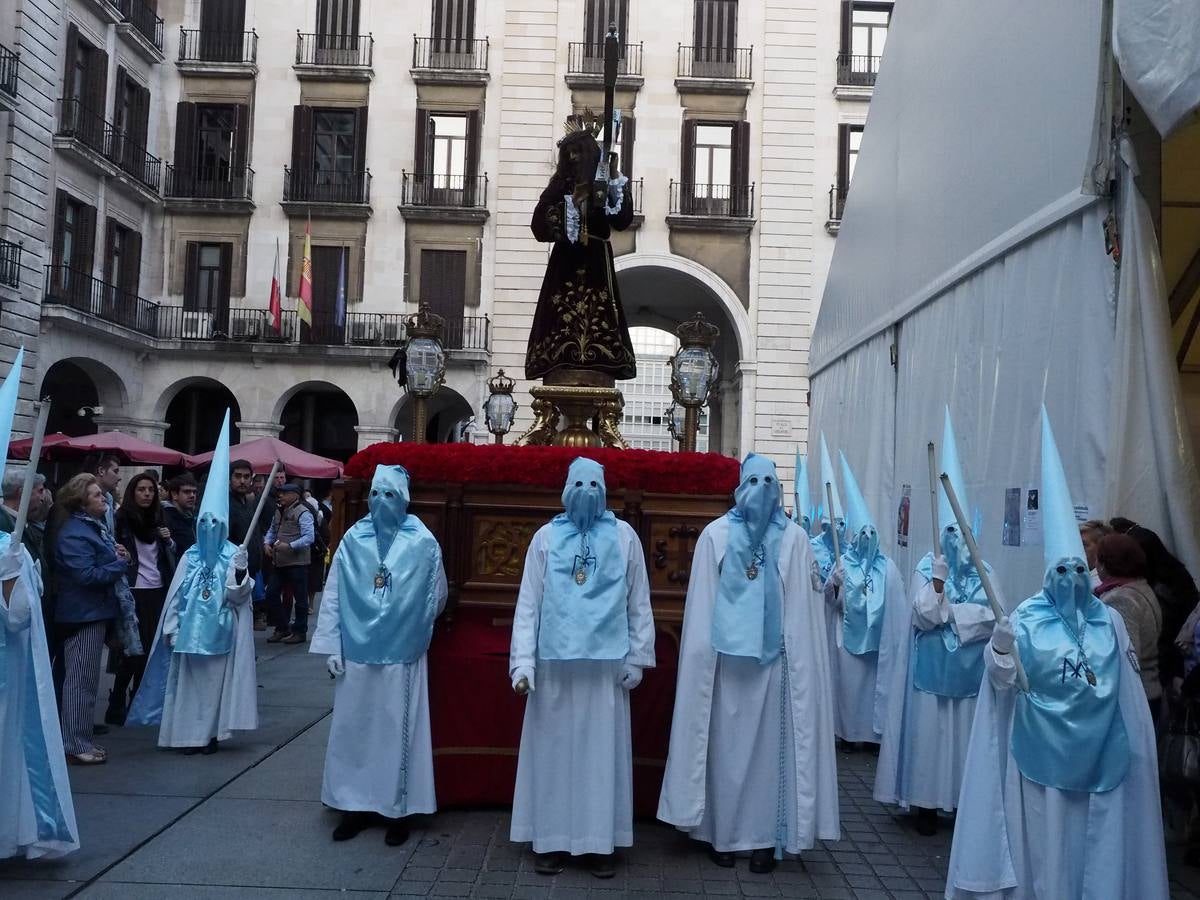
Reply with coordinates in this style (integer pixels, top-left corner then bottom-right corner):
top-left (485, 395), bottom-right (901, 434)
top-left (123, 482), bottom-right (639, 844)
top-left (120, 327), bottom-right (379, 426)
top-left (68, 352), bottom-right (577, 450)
top-left (563, 108), bottom-right (604, 139)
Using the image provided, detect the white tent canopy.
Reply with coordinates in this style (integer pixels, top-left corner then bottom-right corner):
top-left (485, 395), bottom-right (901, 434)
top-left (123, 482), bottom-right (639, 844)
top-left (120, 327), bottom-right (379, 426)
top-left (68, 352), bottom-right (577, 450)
top-left (808, 0), bottom-right (1200, 604)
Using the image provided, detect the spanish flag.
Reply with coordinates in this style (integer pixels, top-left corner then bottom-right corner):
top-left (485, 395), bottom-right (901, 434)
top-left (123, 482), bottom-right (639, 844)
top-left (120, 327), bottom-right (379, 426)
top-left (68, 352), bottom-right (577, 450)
top-left (298, 218), bottom-right (313, 328)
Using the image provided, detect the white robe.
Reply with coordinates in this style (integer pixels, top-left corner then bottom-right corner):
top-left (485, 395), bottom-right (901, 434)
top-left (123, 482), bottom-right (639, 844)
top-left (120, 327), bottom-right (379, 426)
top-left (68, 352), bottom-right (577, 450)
top-left (658, 518), bottom-right (840, 853)
top-left (823, 557), bottom-right (907, 743)
top-left (509, 520), bottom-right (655, 856)
top-left (874, 574), bottom-right (1000, 812)
top-left (0, 549), bottom-right (79, 859)
top-left (945, 613), bottom-right (1169, 900)
top-left (310, 556), bottom-right (448, 819)
top-left (153, 560), bottom-right (258, 747)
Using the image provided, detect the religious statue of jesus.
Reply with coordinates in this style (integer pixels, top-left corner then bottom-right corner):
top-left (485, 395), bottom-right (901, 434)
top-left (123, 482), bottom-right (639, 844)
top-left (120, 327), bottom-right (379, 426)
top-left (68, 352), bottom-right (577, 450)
top-left (524, 30), bottom-right (637, 385)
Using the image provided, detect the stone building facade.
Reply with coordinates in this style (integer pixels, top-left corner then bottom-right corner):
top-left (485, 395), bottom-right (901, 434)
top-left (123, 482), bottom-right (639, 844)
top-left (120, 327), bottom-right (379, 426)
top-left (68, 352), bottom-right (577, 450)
top-left (0, 0), bottom-right (892, 478)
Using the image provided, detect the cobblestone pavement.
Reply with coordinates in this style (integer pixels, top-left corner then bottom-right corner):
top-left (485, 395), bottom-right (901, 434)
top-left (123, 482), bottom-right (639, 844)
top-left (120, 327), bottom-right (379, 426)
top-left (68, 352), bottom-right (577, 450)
top-left (2, 630), bottom-right (1199, 899)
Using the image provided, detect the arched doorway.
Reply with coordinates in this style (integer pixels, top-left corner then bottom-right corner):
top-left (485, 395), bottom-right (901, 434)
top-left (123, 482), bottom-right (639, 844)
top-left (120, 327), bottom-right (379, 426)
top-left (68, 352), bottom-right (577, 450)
top-left (163, 380), bottom-right (242, 454)
top-left (621, 327), bottom-right (711, 451)
top-left (394, 388), bottom-right (475, 443)
top-left (278, 384), bottom-right (359, 461)
top-left (40, 358), bottom-right (128, 437)
top-left (615, 255), bottom-right (751, 455)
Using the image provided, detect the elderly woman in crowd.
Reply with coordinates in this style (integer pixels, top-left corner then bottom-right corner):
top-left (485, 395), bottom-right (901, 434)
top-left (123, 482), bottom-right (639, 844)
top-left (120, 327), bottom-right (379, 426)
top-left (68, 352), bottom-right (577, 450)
top-left (52, 473), bottom-right (130, 765)
top-left (1094, 533), bottom-right (1163, 719)
top-left (108, 471), bottom-right (177, 725)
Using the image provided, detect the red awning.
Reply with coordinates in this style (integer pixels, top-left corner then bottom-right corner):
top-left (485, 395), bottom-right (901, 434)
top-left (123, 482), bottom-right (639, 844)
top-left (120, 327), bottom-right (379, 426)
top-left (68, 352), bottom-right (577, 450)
top-left (7, 432), bottom-right (72, 459)
top-left (188, 436), bottom-right (343, 479)
top-left (43, 432), bottom-right (199, 467)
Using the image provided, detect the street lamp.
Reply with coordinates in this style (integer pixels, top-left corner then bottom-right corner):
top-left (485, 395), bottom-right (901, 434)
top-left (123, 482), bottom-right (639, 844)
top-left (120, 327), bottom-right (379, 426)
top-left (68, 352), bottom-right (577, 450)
top-left (403, 303), bottom-right (446, 444)
top-left (668, 312), bottom-right (720, 453)
top-left (484, 369), bottom-right (518, 444)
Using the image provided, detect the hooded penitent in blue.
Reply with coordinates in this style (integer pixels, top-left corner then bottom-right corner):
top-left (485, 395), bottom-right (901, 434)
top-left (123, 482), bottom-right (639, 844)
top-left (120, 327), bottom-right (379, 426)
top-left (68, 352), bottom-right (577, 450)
top-left (174, 410), bottom-right (238, 656)
top-left (793, 450), bottom-right (813, 535)
top-left (812, 435), bottom-right (845, 580)
top-left (711, 453), bottom-right (787, 664)
top-left (1009, 408), bottom-right (1130, 794)
top-left (0, 351), bottom-right (75, 848)
top-left (912, 407), bottom-right (992, 698)
top-left (838, 452), bottom-right (888, 656)
top-left (537, 458), bottom-right (629, 660)
top-left (335, 465), bottom-right (442, 664)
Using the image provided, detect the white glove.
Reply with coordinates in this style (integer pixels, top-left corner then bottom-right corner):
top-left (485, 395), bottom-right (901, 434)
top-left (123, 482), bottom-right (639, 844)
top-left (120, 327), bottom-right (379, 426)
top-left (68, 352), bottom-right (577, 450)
top-left (327, 654), bottom-right (345, 678)
top-left (511, 666), bottom-right (535, 694)
top-left (828, 564), bottom-right (845, 590)
top-left (992, 616), bottom-right (1015, 655)
top-left (931, 556), bottom-right (949, 584)
top-left (620, 663), bottom-right (643, 691)
top-left (232, 546), bottom-right (249, 572)
top-left (0, 539), bottom-right (24, 582)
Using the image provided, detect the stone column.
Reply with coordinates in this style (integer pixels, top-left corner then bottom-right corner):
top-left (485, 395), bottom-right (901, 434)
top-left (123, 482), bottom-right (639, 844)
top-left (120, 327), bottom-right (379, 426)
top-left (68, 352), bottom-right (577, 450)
top-left (354, 424), bottom-right (399, 451)
top-left (236, 421), bottom-right (284, 441)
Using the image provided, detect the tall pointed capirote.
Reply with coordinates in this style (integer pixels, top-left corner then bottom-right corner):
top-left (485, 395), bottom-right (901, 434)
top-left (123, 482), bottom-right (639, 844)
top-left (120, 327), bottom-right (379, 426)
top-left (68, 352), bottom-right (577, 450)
top-left (838, 450), bottom-right (876, 538)
top-left (0, 347), bottom-right (25, 463)
top-left (1040, 406), bottom-right (1087, 568)
top-left (198, 409), bottom-right (232, 529)
top-left (794, 450), bottom-right (812, 525)
top-left (939, 405), bottom-right (971, 534)
top-left (819, 433), bottom-right (842, 521)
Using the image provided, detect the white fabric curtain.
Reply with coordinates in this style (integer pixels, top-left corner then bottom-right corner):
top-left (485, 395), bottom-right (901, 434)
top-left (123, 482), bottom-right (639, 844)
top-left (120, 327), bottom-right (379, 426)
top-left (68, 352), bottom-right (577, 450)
top-left (1114, 0), bottom-right (1200, 138)
top-left (1105, 140), bottom-right (1200, 579)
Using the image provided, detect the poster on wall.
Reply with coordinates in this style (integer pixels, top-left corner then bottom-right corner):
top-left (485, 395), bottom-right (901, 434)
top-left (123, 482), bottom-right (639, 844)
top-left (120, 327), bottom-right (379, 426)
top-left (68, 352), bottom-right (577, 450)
top-left (1003, 487), bottom-right (1022, 547)
top-left (896, 484), bottom-right (911, 547)
top-left (1022, 487), bottom-right (1042, 547)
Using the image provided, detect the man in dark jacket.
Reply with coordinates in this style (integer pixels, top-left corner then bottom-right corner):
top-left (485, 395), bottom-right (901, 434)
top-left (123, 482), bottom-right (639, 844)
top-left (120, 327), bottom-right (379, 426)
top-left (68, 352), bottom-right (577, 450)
top-left (228, 459), bottom-right (271, 628)
top-left (162, 473), bottom-right (198, 554)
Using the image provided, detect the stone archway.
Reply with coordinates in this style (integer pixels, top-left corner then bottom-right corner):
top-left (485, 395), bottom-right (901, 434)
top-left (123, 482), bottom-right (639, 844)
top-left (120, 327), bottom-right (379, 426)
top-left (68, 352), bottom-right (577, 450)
top-left (40, 358), bottom-right (130, 437)
top-left (160, 377), bottom-right (242, 454)
top-left (394, 388), bottom-right (476, 444)
top-left (614, 253), bottom-right (754, 456)
top-left (276, 382), bottom-right (360, 462)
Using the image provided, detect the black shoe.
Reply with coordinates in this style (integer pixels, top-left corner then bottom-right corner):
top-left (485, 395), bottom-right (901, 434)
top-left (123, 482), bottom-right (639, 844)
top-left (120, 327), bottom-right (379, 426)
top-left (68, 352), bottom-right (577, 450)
top-left (199, 737), bottom-right (219, 755)
top-left (384, 819), bottom-right (410, 847)
top-left (104, 704), bottom-right (127, 726)
top-left (332, 811), bottom-right (375, 842)
top-left (534, 852), bottom-right (567, 875)
top-left (266, 629), bottom-right (289, 644)
top-left (93, 724), bottom-right (110, 736)
top-left (749, 849), bottom-right (777, 874)
top-left (707, 845), bottom-right (735, 868)
top-left (181, 746), bottom-right (200, 756)
top-left (915, 807), bottom-right (938, 837)
top-left (588, 854), bottom-right (616, 879)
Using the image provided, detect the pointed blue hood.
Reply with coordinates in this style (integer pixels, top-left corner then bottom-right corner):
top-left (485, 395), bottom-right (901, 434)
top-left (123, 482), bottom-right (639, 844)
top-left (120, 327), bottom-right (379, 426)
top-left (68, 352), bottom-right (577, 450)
top-left (793, 450), bottom-right (812, 533)
top-left (196, 410), bottom-right (231, 568)
top-left (1040, 407), bottom-right (1087, 570)
top-left (0, 347), bottom-right (25, 463)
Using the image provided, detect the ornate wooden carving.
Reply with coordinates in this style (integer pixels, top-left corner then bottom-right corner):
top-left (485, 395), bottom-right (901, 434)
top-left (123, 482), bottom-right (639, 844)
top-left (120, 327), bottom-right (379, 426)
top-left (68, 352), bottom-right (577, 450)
top-left (475, 518), bottom-right (541, 579)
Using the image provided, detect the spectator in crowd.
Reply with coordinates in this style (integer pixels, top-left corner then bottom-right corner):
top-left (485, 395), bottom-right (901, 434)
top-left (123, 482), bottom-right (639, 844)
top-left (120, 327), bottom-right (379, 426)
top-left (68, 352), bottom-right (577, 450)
top-left (162, 473), bottom-right (199, 554)
top-left (1111, 516), bottom-right (1200, 692)
top-left (229, 459), bottom-right (268, 629)
top-left (1, 465), bottom-right (53, 570)
top-left (83, 453), bottom-right (123, 534)
top-left (1080, 519), bottom-right (1113, 587)
top-left (1095, 533), bottom-right (1163, 718)
top-left (52, 473), bottom-right (130, 765)
top-left (303, 485), bottom-right (327, 616)
top-left (108, 471), bottom-right (177, 725)
top-left (264, 483), bottom-right (315, 645)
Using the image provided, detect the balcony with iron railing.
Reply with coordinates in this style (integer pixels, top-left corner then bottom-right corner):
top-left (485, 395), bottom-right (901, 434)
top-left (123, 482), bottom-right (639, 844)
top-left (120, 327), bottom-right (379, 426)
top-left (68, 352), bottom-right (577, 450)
top-left (676, 44), bottom-right (753, 89)
top-left (44, 265), bottom-right (159, 336)
top-left (114, 0), bottom-right (165, 60)
top-left (411, 36), bottom-right (489, 83)
top-left (835, 51), bottom-right (881, 94)
top-left (55, 98), bottom-right (163, 197)
top-left (295, 32), bottom-right (373, 79)
top-left (566, 41), bottom-right (643, 86)
top-left (282, 167), bottom-right (372, 216)
top-left (400, 172), bottom-right (489, 224)
top-left (165, 164), bottom-right (254, 212)
top-left (0, 43), bottom-right (19, 111)
top-left (668, 181), bottom-right (755, 219)
top-left (178, 28), bottom-right (258, 73)
top-left (0, 239), bottom-right (21, 289)
top-left (826, 184), bottom-right (847, 233)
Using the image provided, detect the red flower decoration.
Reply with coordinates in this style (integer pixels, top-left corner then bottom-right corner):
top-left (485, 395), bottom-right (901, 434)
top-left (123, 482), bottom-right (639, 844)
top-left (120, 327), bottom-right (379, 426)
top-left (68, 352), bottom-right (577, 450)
top-left (345, 443), bottom-right (739, 496)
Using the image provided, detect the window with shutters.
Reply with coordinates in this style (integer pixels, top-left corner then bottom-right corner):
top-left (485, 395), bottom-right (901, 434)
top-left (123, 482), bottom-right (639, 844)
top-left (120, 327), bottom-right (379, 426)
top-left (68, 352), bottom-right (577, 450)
top-left (184, 242), bottom-right (233, 316)
top-left (432, 0), bottom-right (476, 51)
top-left (314, 0), bottom-right (364, 64)
top-left (838, 2), bottom-right (890, 85)
top-left (171, 102), bottom-right (250, 199)
top-left (199, 0), bottom-right (247, 62)
top-left (410, 109), bottom-right (481, 207)
top-left (61, 27), bottom-right (108, 152)
top-left (838, 124), bottom-right (863, 189)
top-left (198, 106), bottom-right (237, 180)
top-left (678, 119), bottom-right (752, 217)
top-left (50, 191), bottom-right (97, 302)
top-left (103, 219), bottom-right (143, 324)
top-left (112, 69), bottom-right (151, 178)
top-left (419, 249), bottom-right (467, 345)
top-left (583, 0), bottom-right (628, 53)
top-left (693, 0), bottom-right (736, 56)
top-left (315, 110), bottom-right (356, 181)
top-left (289, 106), bottom-right (369, 203)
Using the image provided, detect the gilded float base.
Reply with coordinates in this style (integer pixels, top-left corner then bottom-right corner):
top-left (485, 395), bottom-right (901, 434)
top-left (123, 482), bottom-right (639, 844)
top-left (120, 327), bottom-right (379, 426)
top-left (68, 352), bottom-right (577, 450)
top-left (518, 384), bottom-right (629, 449)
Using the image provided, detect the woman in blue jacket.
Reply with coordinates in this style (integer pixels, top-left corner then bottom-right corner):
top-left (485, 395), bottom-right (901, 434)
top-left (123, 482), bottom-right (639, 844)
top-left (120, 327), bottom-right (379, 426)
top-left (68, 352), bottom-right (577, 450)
top-left (52, 473), bottom-right (130, 765)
